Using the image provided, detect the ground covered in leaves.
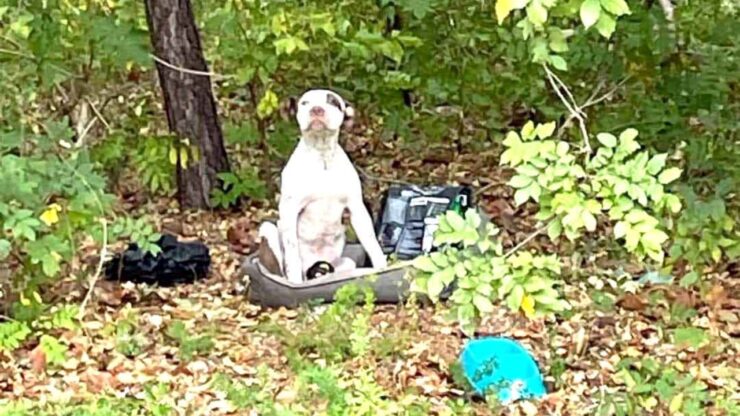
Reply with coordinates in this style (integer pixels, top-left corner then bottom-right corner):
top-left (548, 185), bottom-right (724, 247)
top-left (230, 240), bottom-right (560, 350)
top-left (1, 142), bottom-right (738, 416)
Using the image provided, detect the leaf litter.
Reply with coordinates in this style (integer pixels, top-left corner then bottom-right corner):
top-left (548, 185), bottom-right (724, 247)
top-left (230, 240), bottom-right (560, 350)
top-left (1, 134), bottom-right (738, 415)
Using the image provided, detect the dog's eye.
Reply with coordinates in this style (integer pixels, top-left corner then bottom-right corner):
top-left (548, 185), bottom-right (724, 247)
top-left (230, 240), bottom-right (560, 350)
top-left (300, 101), bottom-right (308, 106)
top-left (326, 94), bottom-right (342, 110)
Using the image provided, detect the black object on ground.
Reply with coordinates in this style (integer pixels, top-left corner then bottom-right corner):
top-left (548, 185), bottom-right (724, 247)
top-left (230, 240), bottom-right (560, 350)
top-left (104, 234), bottom-right (210, 286)
top-left (375, 185), bottom-right (473, 259)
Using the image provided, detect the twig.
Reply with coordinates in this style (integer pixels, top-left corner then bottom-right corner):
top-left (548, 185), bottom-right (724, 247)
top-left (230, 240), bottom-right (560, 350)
top-left (150, 53), bottom-right (233, 80)
top-left (543, 65), bottom-right (592, 154)
top-left (557, 76), bottom-right (631, 137)
top-left (473, 180), bottom-right (498, 197)
top-left (86, 98), bottom-right (111, 132)
top-left (503, 222), bottom-right (550, 258)
top-left (0, 314), bottom-right (19, 322)
top-left (0, 47), bottom-right (32, 59)
top-left (75, 117), bottom-right (97, 148)
top-left (57, 154), bottom-right (109, 320)
top-left (79, 217), bottom-right (107, 319)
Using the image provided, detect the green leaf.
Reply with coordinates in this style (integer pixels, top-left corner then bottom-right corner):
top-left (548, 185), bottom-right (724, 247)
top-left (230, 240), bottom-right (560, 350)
top-left (535, 122), bottom-right (557, 139)
top-left (514, 188), bottom-right (530, 206)
top-left (614, 221), bottom-right (628, 239)
top-left (596, 133), bottom-right (617, 148)
top-left (595, 12), bottom-right (616, 38)
top-left (550, 55), bottom-right (568, 71)
top-left (580, 0), bottom-right (601, 28)
top-left (600, 0), bottom-right (631, 16)
top-left (446, 211), bottom-right (466, 230)
top-left (413, 256), bottom-right (438, 273)
top-left (473, 294), bottom-right (495, 313)
top-left (521, 121), bottom-right (536, 140)
top-left (526, 0), bottom-right (548, 27)
top-left (658, 168), bottom-right (682, 184)
top-left (507, 285), bottom-right (525, 311)
top-left (496, 0), bottom-right (529, 24)
top-left (510, 175), bottom-right (533, 188)
top-left (517, 164), bottom-right (540, 177)
top-left (642, 229), bottom-right (669, 251)
top-left (646, 154), bottom-right (667, 175)
top-left (547, 220), bottom-right (563, 240)
top-left (679, 271), bottom-right (700, 287)
top-left (625, 228), bottom-right (640, 251)
top-left (548, 28), bottom-right (569, 53)
top-left (0, 239), bottom-right (10, 260)
top-left (582, 210), bottom-right (597, 232)
top-left (432, 267), bottom-right (457, 286)
top-left (427, 274), bottom-right (446, 301)
top-left (672, 327), bottom-right (708, 349)
top-left (619, 128), bottom-right (639, 143)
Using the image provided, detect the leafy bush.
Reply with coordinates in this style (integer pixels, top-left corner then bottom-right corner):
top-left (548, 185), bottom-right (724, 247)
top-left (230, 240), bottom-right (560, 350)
top-left (610, 358), bottom-right (710, 416)
top-left (411, 210), bottom-right (569, 333)
top-left (502, 121), bottom-right (683, 263)
top-left (669, 183), bottom-right (739, 285)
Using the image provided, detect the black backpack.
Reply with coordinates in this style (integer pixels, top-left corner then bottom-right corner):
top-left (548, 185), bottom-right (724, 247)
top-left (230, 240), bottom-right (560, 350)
top-left (374, 185), bottom-right (473, 260)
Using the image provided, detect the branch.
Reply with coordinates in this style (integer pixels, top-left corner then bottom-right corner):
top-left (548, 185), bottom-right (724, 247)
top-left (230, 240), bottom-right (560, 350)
top-left (56, 153), bottom-right (109, 320)
top-left (503, 222), bottom-right (550, 258)
top-left (86, 98), bottom-right (111, 132)
top-left (543, 65), bottom-right (592, 154)
top-left (79, 217), bottom-right (107, 319)
top-left (150, 53), bottom-right (233, 80)
top-left (557, 75), bottom-right (631, 138)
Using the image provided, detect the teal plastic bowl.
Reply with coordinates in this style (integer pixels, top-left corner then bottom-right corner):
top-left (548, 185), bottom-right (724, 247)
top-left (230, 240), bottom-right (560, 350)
top-left (460, 337), bottom-right (546, 402)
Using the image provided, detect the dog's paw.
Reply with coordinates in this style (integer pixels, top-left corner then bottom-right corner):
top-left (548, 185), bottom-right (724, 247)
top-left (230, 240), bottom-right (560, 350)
top-left (372, 255), bottom-right (388, 269)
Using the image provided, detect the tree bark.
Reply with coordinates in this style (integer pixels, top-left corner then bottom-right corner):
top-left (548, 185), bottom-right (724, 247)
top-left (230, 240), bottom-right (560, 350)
top-left (144, 0), bottom-right (229, 209)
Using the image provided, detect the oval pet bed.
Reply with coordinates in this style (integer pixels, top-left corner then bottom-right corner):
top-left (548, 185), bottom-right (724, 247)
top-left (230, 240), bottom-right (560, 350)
top-left (243, 243), bottom-right (415, 308)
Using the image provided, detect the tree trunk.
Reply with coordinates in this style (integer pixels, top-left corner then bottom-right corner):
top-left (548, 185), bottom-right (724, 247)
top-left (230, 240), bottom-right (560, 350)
top-left (144, 0), bottom-right (229, 209)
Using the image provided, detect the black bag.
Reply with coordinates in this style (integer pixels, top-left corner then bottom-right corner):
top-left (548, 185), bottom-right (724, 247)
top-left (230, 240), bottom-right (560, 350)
top-left (104, 234), bottom-right (211, 286)
top-left (374, 185), bottom-right (473, 260)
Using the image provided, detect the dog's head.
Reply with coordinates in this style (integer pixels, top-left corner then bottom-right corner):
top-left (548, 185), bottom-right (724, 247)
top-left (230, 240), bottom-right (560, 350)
top-left (295, 89), bottom-right (354, 135)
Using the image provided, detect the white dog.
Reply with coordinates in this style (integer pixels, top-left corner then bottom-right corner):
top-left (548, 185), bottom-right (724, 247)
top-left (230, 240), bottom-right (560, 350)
top-left (258, 89), bottom-right (388, 283)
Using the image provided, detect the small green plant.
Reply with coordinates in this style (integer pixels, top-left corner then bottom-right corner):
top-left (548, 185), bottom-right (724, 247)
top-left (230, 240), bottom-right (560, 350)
top-left (669, 183), bottom-right (739, 286)
top-left (142, 382), bottom-right (175, 416)
top-left (210, 168), bottom-right (267, 208)
top-left (1, 303), bottom-right (78, 355)
top-left (102, 309), bottom-right (147, 357)
top-left (613, 358), bottom-right (710, 416)
top-left (165, 320), bottom-right (214, 361)
top-left (502, 122), bottom-right (683, 264)
top-left (411, 209), bottom-right (568, 334)
top-left (260, 283), bottom-right (376, 365)
top-left (211, 366), bottom-right (278, 414)
top-left (132, 136), bottom-right (174, 196)
top-left (110, 216), bottom-right (162, 256)
top-left (0, 321), bottom-right (32, 351)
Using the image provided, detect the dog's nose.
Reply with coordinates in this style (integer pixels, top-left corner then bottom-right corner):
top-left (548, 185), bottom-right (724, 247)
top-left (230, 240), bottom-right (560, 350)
top-left (309, 106), bottom-right (325, 117)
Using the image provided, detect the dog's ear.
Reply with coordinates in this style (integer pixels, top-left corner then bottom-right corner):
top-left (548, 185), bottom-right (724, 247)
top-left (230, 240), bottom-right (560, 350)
top-left (342, 104), bottom-right (355, 130)
top-left (279, 96), bottom-right (298, 121)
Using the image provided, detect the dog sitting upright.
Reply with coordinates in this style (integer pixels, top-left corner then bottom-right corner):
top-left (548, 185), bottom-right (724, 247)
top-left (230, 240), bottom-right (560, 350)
top-left (258, 89), bottom-right (388, 284)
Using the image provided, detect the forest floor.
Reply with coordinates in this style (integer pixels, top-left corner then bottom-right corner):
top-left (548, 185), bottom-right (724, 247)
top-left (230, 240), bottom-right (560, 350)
top-left (1, 132), bottom-right (738, 416)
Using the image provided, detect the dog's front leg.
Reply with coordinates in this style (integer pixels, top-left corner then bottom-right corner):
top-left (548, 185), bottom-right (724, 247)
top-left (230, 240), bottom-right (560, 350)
top-left (348, 198), bottom-right (388, 269)
top-left (278, 196), bottom-right (304, 284)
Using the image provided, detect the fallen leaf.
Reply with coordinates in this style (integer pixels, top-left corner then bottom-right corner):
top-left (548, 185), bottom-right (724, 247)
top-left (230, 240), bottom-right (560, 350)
top-left (29, 345), bottom-right (47, 374)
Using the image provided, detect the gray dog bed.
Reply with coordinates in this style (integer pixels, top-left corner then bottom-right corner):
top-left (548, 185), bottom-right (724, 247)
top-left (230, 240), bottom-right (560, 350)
top-left (243, 243), bottom-right (414, 308)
